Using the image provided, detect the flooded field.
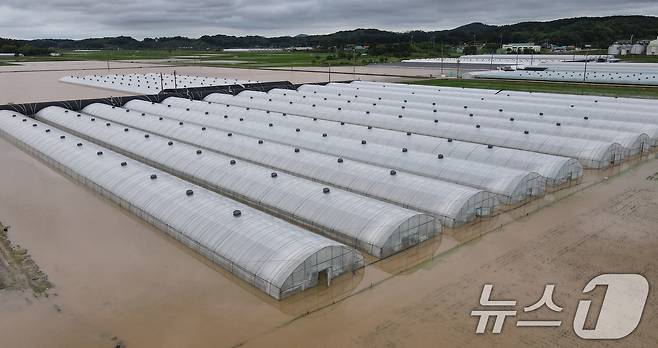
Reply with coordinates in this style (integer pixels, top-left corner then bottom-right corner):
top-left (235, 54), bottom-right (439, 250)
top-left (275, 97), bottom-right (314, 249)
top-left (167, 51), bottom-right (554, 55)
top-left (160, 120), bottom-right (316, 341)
top-left (0, 61), bottom-right (409, 105)
top-left (0, 61), bottom-right (656, 347)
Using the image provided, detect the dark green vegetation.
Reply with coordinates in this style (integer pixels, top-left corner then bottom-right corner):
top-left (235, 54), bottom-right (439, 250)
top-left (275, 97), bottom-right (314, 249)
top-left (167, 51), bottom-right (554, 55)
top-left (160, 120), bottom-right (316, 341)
top-left (410, 78), bottom-right (658, 99)
top-left (3, 16), bottom-right (658, 56)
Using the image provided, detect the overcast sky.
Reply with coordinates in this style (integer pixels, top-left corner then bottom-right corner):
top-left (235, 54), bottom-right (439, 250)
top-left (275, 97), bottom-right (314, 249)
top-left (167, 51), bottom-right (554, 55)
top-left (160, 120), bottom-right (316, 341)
top-left (2, 0), bottom-right (658, 40)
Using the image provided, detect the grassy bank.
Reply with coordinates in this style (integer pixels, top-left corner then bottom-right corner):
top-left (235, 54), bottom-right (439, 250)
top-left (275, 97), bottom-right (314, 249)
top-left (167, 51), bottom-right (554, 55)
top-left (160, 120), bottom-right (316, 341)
top-left (409, 78), bottom-right (658, 99)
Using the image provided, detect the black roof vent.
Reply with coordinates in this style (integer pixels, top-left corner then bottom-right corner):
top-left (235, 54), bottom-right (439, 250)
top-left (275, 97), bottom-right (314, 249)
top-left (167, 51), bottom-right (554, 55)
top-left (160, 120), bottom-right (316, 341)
top-left (77, 143), bottom-right (82, 147)
top-left (202, 127), bottom-right (206, 131)
top-left (499, 109), bottom-right (503, 112)
top-left (524, 130), bottom-right (529, 134)
top-left (323, 187), bottom-right (330, 194)
top-left (584, 116), bottom-right (589, 120)
top-left (476, 124), bottom-right (481, 128)
top-left (322, 133), bottom-right (327, 137)
top-left (361, 140), bottom-right (367, 144)
top-left (406, 132), bottom-right (411, 136)
top-left (179, 121), bottom-right (184, 125)
top-left (337, 157), bottom-right (344, 163)
top-left (271, 172), bottom-right (278, 178)
top-left (150, 174), bottom-right (157, 180)
top-left (141, 113), bottom-right (145, 116)
top-left (437, 154), bottom-right (444, 159)
top-left (488, 144), bottom-right (493, 149)
top-left (32, 124), bottom-right (37, 127)
top-left (64, 110), bottom-right (69, 113)
top-left (341, 122), bottom-right (345, 125)
top-left (121, 162), bottom-right (127, 167)
top-left (97, 151), bottom-right (103, 156)
top-left (45, 129), bottom-right (51, 133)
top-left (239, 118), bottom-right (244, 121)
top-left (167, 105), bottom-right (171, 107)
top-left (258, 139), bottom-right (263, 144)
top-left (448, 138), bottom-right (453, 142)
top-left (228, 133), bottom-right (233, 137)
top-left (91, 118), bottom-right (96, 121)
top-left (294, 148), bottom-right (300, 153)
top-left (106, 123), bottom-right (111, 126)
top-left (368, 126), bottom-right (372, 129)
top-left (556, 122), bottom-right (561, 126)
top-left (402, 147), bottom-right (408, 152)
top-left (224, 115), bottom-right (228, 119)
top-left (510, 117), bottom-right (514, 121)
top-left (269, 123), bottom-right (273, 127)
top-left (205, 112), bottom-right (209, 115)
top-left (433, 110), bottom-right (437, 113)
top-left (196, 150), bottom-right (202, 155)
top-left (186, 108), bottom-right (190, 111)
top-left (338, 107), bottom-right (342, 111)
top-left (60, 135), bottom-right (66, 139)
top-left (233, 209), bottom-right (242, 217)
top-left (366, 111), bottom-right (370, 114)
top-left (125, 109), bottom-right (129, 113)
top-left (434, 119), bottom-right (438, 123)
top-left (539, 112), bottom-right (544, 116)
top-left (390, 169), bottom-right (397, 176)
top-left (296, 128), bottom-right (300, 132)
top-left (145, 134), bottom-right (150, 138)
top-left (463, 106), bottom-right (468, 109)
top-left (124, 128), bottom-right (129, 132)
top-left (159, 117), bottom-right (163, 120)
top-left (313, 118), bottom-right (317, 121)
top-left (230, 159), bottom-right (236, 165)
top-left (168, 141), bottom-right (174, 146)
top-left (398, 115), bottom-right (402, 119)
top-left (469, 113), bottom-right (474, 117)
top-left (186, 190), bottom-right (194, 196)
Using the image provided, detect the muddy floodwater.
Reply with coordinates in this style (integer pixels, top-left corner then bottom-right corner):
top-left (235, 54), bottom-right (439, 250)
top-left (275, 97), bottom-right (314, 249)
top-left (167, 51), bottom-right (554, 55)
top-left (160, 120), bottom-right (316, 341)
top-left (0, 61), bottom-right (412, 105)
top-left (0, 61), bottom-right (657, 347)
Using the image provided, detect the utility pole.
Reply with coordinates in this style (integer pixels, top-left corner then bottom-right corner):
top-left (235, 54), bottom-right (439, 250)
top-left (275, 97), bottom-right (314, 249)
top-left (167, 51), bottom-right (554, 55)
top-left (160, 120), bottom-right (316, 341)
top-left (473, 34), bottom-right (477, 55)
top-left (160, 72), bottom-right (164, 92)
top-left (173, 70), bottom-right (177, 89)
top-left (353, 49), bottom-right (356, 79)
top-left (441, 43), bottom-right (444, 76)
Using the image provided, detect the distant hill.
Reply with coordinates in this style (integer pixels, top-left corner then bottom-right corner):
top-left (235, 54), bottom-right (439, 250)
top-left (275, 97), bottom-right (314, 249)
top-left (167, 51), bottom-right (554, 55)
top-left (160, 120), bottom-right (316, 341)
top-left (3, 15), bottom-right (658, 52)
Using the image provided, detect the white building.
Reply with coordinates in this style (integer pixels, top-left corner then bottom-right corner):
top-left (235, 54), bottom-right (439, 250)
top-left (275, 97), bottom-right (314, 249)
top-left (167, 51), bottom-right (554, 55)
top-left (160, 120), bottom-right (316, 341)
top-left (647, 37), bottom-right (658, 55)
top-left (502, 43), bottom-right (541, 53)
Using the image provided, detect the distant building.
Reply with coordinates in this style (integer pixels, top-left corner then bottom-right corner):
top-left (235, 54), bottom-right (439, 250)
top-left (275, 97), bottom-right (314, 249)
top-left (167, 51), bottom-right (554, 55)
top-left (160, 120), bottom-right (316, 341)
top-left (609, 41), bottom-right (648, 55)
top-left (647, 37), bottom-right (658, 55)
top-left (502, 43), bottom-right (541, 53)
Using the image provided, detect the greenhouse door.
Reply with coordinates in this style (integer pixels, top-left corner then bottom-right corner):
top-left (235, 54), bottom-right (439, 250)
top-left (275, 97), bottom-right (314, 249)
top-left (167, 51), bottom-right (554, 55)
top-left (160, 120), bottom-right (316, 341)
top-left (317, 268), bottom-right (332, 287)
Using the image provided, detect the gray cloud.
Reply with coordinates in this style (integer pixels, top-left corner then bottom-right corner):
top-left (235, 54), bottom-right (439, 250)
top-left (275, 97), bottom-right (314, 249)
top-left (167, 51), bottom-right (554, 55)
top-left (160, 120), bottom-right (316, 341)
top-left (1, 0), bottom-right (657, 39)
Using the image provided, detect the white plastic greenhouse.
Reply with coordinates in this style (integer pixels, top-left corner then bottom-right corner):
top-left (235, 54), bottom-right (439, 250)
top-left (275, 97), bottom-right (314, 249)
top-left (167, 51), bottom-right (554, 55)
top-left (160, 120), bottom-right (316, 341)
top-left (36, 106), bottom-right (437, 258)
top-left (60, 73), bottom-right (255, 94)
top-left (310, 83), bottom-right (658, 127)
top-left (264, 89), bottom-right (657, 150)
top-left (118, 100), bottom-right (546, 204)
top-left (163, 96), bottom-right (583, 185)
top-left (203, 92), bottom-right (625, 169)
top-left (79, 103), bottom-right (498, 227)
top-left (0, 110), bottom-right (363, 300)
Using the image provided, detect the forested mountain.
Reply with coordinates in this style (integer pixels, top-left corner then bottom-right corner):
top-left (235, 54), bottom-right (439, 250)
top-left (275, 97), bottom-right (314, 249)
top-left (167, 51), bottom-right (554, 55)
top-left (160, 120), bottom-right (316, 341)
top-left (3, 16), bottom-right (658, 54)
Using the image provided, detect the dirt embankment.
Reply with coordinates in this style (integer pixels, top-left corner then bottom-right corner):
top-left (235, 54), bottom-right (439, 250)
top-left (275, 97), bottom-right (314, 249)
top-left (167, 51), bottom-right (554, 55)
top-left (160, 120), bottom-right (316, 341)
top-left (0, 222), bottom-right (52, 295)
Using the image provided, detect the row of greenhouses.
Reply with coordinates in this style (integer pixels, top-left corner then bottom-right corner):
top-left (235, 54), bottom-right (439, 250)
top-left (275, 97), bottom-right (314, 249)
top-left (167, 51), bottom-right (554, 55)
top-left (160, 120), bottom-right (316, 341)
top-left (3, 79), bottom-right (653, 299)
